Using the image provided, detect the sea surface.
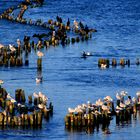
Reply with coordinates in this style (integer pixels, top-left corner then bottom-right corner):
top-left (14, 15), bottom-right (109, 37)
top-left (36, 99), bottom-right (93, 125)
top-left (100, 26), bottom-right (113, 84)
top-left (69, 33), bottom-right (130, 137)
top-left (0, 0), bottom-right (140, 139)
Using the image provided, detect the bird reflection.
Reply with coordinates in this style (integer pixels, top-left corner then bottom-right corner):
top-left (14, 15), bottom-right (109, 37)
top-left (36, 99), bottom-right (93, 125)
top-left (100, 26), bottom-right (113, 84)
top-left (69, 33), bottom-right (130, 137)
top-left (36, 69), bottom-right (43, 84)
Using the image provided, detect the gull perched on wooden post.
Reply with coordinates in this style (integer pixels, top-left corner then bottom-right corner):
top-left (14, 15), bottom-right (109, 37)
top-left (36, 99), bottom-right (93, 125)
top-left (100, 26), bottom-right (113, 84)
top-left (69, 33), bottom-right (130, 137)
top-left (17, 39), bottom-right (21, 47)
top-left (116, 93), bottom-right (121, 100)
top-left (36, 77), bottom-right (42, 84)
top-left (37, 51), bottom-right (44, 58)
top-left (136, 91), bottom-right (140, 97)
top-left (0, 44), bottom-right (4, 49)
top-left (37, 51), bottom-right (44, 70)
top-left (120, 90), bottom-right (128, 97)
top-left (0, 80), bottom-right (4, 88)
top-left (68, 107), bottom-right (75, 114)
top-left (96, 99), bottom-right (103, 107)
top-left (9, 44), bottom-right (16, 52)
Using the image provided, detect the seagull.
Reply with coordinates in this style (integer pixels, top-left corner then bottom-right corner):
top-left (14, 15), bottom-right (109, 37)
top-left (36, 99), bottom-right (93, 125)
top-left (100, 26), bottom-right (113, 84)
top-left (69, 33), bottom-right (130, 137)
top-left (38, 91), bottom-right (48, 103)
top-left (38, 91), bottom-right (43, 98)
top-left (73, 20), bottom-right (79, 29)
top-left (82, 103), bottom-right (87, 108)
top-left (82, 51), bottom-right (93, 57)
top-left (102, 105), bottom-right (109, 111)
top-left (37, 51), bottom-right (44, 58)
top-left (17, 39), bottom-right (21, 46)
top-left (38, 104), bottom-right (44, 109)
top-left (94, 110), bottom-right (101, 115)
top-left (0, 80), bottom-right (4, 85)
top-left (101, 64), bottom-right (107, 69)
top-left (96, 99), bottom-right (103, 106)
top-left (10, 98), bottom-right (16, 103)
top-left (86, 52), bottom-right (92, 56)
top-left (132, 97), bottom-right (137, 103)
top-left (136, 91), bottom-right (140, 97)
top-left (2, 110), bottom-right (7, 116)
top-left (116, 110), bottom-right (120, 114)
top-left (68, 107), bottom-right (75, 113)
top-left (7, 93), bottom-right (12, 99)
top-left (80, 106), bottom-right (86, 112)
top-left (87, 101), bottom-right (90, 104)
top-left (9, 44), bottom-right (16, 52)
top-left (36, 77), bottom-right (42, 84)
top-left (77, 105), bottom-right (82, 109)
top-left (119, 102), bottom-right (126, 108)
top-left (0, 44), bottom-right (4, 49)
top-left (33, 92), bottom-right (39, 98)
top-left (116, 105), bottom-right (122, 110)
top-left (125, 99), bottom-right (131, 106)
top-left (104, 96), bottom-right (113, 102)
top-left (75, 107), bottom-right (83, 113)
top-left (116, 93), bottom-right (121, 100)
top-left (6, 93), bottom-right (16, 103)
top-left (120, 90), bottom-right (128, 97)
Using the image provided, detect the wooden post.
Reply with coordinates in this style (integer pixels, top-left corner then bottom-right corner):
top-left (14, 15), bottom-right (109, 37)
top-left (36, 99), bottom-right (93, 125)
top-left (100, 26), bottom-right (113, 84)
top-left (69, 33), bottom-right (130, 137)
top-left (65, 115), bottom-right (70, 126)
top-left (37, 58), bottom-right (42, 70)
top-left (28, 95), bottom-right (32, 104)
top-left (112, 58), bottom-right (117, 67)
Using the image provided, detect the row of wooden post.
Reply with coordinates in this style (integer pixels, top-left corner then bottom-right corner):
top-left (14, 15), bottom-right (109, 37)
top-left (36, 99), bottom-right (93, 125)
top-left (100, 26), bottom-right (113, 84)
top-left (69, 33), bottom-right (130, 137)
top-left (0, 87), bottom-right (53, 128)
top-left (0, 0), bottom-right (94, 51)
top-left (65, 112), bottom-right (111, 128)
top-left (65, 102), bottom-right (140, 129)
top-left (98, 58), bottom-right (140, 68)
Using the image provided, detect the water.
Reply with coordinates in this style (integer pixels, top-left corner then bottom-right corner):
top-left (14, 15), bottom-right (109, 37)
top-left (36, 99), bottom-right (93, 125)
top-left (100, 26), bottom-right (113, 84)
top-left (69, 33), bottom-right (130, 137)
top-left (0, 0), bottom-right (140, 139)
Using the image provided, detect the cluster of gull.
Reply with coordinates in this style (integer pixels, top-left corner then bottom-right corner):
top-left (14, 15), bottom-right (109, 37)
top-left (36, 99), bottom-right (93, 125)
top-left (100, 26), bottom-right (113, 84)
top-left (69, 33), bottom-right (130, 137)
top-left (0, 80), bottom-right (49, 112)
top-left (0, 78), bottom-right (52, 127)
top-left (33, 91), bottom-right (48, 109)
top-left (67, 90), bottom-right (140, 116)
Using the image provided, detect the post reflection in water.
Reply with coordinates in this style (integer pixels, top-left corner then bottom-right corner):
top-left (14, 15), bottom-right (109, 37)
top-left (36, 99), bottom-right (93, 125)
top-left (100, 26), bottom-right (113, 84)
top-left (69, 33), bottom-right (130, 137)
top-left (115, 111), bottom-right (140, 131)
top-left (65, 122), bottom-right (111, 135)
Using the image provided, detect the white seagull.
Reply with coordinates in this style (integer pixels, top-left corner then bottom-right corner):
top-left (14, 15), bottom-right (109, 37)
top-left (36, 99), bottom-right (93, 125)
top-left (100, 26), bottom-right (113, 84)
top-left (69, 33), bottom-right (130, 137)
top-left (136, 91), bottom-right (140, 97)
top-left (102, 105), bottom-right (109, 111)
top-left (9, 44), bottom-right (16, 52)
top-left (0, 44), bottom-right (4, 49)
top-left (125, 99), bottom-right (131, 106)
top-left (36, 77), bottom-right (42, 84)
top-left (0, 80), bottom-right (4, 85)
top-left (119, 102), bottom-right (126, 108)
top-left (132, 97), bottom-right (137, 103)
top-left (33, 92), bottom-right (39, 98)
top-left (120, 90), bottom-right (128, 97)
top-left (37, 51), bottom-right (44, 58)
top-left (101, 64), bottom-right (107, 69)
top-left (96, 99), bottom-right (103, 106)
top-left (116, 93), bottom-right (121, 100)
top-left (68, 107), bottom-right (75, 113)
top-left (104, 96), bottom-right (113, 102)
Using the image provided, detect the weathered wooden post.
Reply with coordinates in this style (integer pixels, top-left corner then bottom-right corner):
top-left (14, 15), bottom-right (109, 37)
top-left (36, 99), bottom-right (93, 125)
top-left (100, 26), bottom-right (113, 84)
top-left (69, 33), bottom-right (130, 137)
top-left (37, 51), bottom-right (44, 70)
top-left (112, 58), bottom-right (117, 67)
top-left (28, 95), bottom-right (32, 104)
top-left (120, 58), bottom-right (125, 67)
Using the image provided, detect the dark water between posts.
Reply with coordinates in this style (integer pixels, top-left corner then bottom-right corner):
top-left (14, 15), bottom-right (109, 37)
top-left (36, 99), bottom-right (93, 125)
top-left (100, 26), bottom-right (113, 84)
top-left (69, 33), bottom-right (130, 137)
top-left (0, 0), bottom-right (140, 139)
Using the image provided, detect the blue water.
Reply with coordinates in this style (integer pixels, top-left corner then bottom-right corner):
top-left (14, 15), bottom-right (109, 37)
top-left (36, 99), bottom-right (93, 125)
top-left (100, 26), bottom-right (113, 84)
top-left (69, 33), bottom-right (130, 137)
top-left (0, 0), bottom-right (140, 139)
